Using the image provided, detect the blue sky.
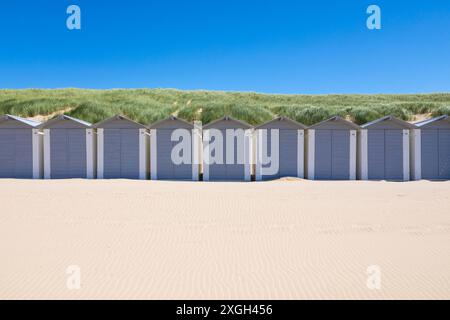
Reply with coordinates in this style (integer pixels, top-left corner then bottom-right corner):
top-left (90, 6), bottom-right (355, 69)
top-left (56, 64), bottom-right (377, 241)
top-left (0, 0), bottom-right (449, 93)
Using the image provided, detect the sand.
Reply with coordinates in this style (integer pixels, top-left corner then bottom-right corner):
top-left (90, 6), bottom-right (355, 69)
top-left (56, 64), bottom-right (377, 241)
top-left (0, 179), bottom-right (449, 300)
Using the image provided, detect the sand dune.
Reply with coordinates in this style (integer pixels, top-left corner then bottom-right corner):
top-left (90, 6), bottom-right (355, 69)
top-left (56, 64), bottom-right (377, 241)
top-left (0, 179), bottom-right (449, 299)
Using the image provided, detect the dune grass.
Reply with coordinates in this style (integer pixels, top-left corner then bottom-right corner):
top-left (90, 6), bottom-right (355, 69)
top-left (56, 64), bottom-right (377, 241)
top-left (0, 88), bottom-right (449, 126)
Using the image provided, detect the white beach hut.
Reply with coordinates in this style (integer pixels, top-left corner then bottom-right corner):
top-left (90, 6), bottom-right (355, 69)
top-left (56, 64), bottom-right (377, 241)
top-left (0, 115), bottom-right (43, 179)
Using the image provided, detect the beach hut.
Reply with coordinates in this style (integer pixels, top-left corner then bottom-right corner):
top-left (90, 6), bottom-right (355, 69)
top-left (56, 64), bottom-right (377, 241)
top-left (306, 116), bottom-right (359, 180)
top-left (40, 115), bottom-right (95, 179)
top-left (0, 115), bottom-right (42, 179)
top-left (203, 116), bottom-right (252, 181)
top-left (359, 116), bottom-right (414, 181)
top-left (411, 115), bottom-right (450, 180)
top-left (254, 116), bottom-right (306, 180)
top-left (94, 115), bottom-right (148, 180)
top-left (149, 116), bottom-right (200, 181)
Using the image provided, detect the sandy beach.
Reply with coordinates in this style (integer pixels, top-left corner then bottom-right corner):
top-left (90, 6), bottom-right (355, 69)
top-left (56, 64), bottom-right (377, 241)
top-left (0, 179), bottom-right (449, 300)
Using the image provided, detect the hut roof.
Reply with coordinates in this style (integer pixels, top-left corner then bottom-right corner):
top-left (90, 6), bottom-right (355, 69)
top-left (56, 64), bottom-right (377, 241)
top-left (203, 115), bottom-right (252, 130)
top-left (149, 115), bottom-right (194, 129)
top-left (361, 115), bottom-right (416, 129)
top-left (414, 115), bottom-right (449, 128)
top-left (93, 114), bottom-right (146, 129)
top-left (309, 116), bottom-right (360, 130)
top-left (0, 114), bottom-right (41, 127)
top-left (38, 115), bottom-right (91, 129)
top-left (254, 116), bottom-right (307, 130)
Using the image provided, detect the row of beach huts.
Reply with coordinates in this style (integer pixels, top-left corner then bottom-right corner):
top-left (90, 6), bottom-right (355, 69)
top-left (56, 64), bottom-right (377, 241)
top-left (0, 113), bottom-right (449, 181)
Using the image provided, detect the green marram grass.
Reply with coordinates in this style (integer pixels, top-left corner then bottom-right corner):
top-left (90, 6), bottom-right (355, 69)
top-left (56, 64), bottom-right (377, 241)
top-left (0, 89), bottom-right (449, 126)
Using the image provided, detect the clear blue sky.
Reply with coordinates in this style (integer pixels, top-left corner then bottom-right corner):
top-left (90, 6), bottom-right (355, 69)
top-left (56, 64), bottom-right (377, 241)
top-left (0, 0), bottom-right (449, 93)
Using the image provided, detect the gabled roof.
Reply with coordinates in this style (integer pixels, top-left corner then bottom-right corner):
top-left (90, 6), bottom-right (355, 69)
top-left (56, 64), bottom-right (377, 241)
top-left (308, 116), bottom-right (360, 130)
top-left (93, 114), bottom-right (146, 129)
top-left (361, 115), bottom-right (416, 129)
top-left (203, 115), bottom-right (253, 129)
top-left (414, 115), bottom-right (449, 128)
top-left (254, 116), bottom-right (307, 130)
top-left (149, 115), bottom-right (194, 129)
top-left (0, 114), bottom-right (41, 127)
top-left (38, 114), bottom-right (91, 129)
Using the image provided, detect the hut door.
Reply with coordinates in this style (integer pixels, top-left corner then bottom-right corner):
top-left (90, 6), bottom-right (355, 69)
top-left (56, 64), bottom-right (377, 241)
top-left (438, 129), bottom-right (450, 179)
top-left (384, 130), bottom-right (403, 180)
